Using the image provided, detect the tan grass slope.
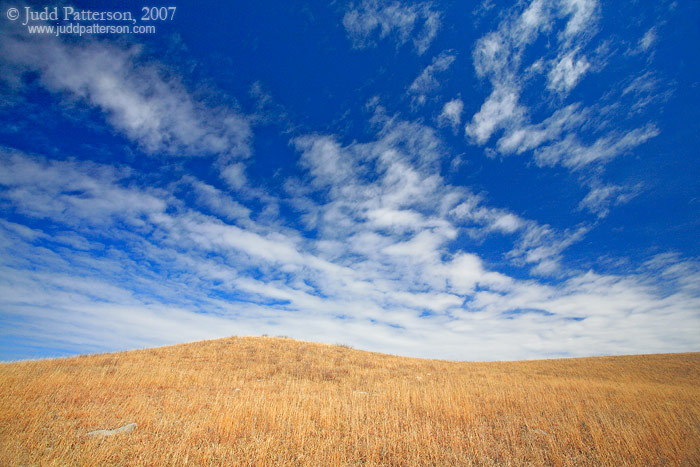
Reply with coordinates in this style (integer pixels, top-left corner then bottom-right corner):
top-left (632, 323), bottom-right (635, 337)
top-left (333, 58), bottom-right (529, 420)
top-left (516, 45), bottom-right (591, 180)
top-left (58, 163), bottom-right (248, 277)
top-left (1, 337), bottom-right (699, 466)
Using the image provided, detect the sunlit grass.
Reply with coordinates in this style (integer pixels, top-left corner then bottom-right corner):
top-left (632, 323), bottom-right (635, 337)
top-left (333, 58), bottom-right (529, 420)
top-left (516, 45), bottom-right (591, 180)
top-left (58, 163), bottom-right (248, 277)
top-left (1, 337), bottom-right (699, 466)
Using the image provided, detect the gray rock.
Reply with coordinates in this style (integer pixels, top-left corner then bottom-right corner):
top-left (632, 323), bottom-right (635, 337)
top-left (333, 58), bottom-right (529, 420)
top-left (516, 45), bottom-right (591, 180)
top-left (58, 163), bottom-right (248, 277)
top-left (87, 422), bottom-right (137, 437)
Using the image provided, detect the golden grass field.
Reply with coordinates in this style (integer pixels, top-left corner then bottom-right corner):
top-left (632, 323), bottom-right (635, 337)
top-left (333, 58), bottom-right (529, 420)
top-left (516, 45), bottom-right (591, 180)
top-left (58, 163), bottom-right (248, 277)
top-left (1, 337), bottom-right (699, 466)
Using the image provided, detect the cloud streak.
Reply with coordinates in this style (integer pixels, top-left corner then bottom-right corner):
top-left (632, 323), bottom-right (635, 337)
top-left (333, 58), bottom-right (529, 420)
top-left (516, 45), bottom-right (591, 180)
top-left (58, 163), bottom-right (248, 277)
top-left (0, 34), bottom-right (251, 160)
top-left (408, 51), bottom-right (456, 105)
top-left (343, 0), bottom-right (441, 54)
top-left (464, 0), bottom-right (663, 220)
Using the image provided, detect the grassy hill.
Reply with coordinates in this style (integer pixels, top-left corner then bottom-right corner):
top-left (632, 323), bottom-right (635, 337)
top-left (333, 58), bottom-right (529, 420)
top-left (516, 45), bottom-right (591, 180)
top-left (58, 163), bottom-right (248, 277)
top-left (1, 337), bottom-right (699, 466)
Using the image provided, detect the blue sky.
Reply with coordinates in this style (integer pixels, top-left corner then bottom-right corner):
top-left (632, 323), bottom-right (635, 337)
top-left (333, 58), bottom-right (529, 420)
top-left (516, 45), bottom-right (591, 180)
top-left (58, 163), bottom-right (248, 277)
top-left (1, 0), bottom-right (698, 361)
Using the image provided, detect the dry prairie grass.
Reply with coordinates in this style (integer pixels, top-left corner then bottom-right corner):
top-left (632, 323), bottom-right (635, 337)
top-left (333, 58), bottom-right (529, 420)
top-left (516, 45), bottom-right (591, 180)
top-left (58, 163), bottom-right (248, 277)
top-left (1, 337), bottom-right (699, 466)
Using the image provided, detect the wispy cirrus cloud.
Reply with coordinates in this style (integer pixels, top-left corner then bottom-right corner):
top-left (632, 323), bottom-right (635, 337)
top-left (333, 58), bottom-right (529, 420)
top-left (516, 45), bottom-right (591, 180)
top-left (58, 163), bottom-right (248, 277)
top-left (438, 98), bottom-right (464, 130)
top-left (636, 27), bottom-right (657, 54)
top-left (578, 181), bottom-right (641, 218)
top-left (464, 0), bottom-right (666, 216)
top-left (466, 0), bottom-right (600, 144)
top-left (0, 33), bottom-right (252, 162)
top-left (533, 124), bottom-right (660, 169)
top-left (466, 87), bottom-right (525, 145)
top-left (407, 51), bottom-right (455, 105)
top-left (547, 49), bottom-right (590, 94)
top-left (343, 0), bottom-right (441, 54)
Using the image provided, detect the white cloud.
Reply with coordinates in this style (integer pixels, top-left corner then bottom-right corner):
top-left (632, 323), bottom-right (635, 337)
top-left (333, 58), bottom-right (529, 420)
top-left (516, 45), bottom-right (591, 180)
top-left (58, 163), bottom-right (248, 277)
top-left (293, 115), bottom-right (588, 279)
top-left (466, 0), bottom-right (599, 146)
top-left (220, 163), bottom-right (249, 190)
top-left (408, 51), bottom-right (456, 104)
top-left (464, 0), bottom-right (663, 222)
top-left (343, 0), bottom-right (441, 54)
top-left (181, 176), bottom-right (251, 223)
top-left (0, 35), bottom-right (251, 160)
top-left (534, 124), bottom-right (660, 169)
top-left (450, 195), bottom-right (525, 235)
top-left (295, 135), bottom-right (357, 188)
top-left (508, 224), bottom-right (589, 276)
top-left (639, 27), bottom-right (657, 52)
top-left (496, 104), bottom-right (587, 154)
top-left (621, 72), bottom-right (670, 113)
top-left (465, 87), bottom-right (525, 144)
top-left (0, 147), bottom-right (166, 226)
top-left (1, 145), bottom-right (699, 360)
top-left (547, 50), bottom-right (590, 93)
top-left (414, 7), bottom-right (441, 55)
top-left (578, 182), bottom-right (641, 217)
top-left (623, 72), bottom-right (657, 97)
top-left (449, 191), bottom-right (587, 275)
top-left (465, 0), bottom-right (589, 144)
top-left (438, 98), bottom-right (464, 129)
top-left (558, 0), bottom-right (599, 41)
